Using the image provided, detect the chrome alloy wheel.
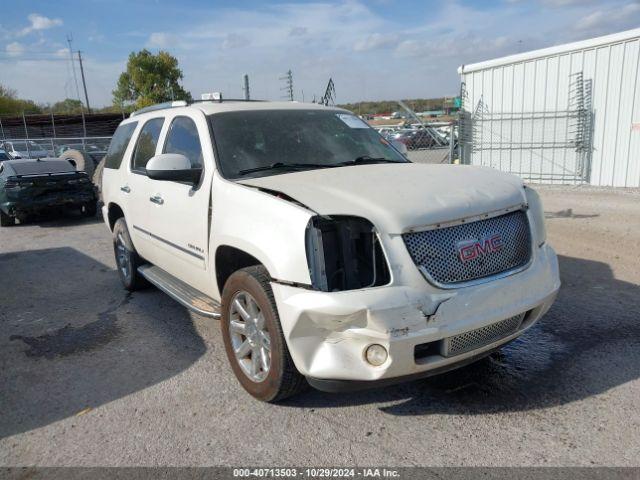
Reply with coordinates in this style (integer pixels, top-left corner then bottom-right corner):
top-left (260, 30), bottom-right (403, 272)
top-left (115, 232), bottom-right (131, 280)
top-left (229, 291), bottom-right (271, 382)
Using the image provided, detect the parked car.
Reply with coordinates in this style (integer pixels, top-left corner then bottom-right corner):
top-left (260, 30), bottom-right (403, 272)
top-left (0, 140), bottom-right (51, 159)
top-left (0, 158), bottom-right (96, 226)
top-left (55, 143), bottom-right (108, 163)
top-left (392, 128), bottom-right (438, 150)
top-left (0, 149), bottom-right (11, 162)
top-left (101, 100), bottom-right (559, 402)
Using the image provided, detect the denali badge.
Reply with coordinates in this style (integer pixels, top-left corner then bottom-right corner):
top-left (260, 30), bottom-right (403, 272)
top-left (457, 234), bottom-right (503, 263)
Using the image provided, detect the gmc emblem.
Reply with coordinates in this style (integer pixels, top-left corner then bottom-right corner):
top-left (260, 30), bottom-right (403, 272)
top-left (457, 234), bottom-right (503, 263)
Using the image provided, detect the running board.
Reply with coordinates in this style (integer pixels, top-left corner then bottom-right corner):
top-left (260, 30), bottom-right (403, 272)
top-left (137, 265), bottom-right (221, 318)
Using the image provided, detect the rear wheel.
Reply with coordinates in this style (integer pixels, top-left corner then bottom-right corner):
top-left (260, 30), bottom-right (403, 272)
top-left (92, 157), bottom-right (105, 201)
top-left (221, 266), bottom-right (306, 402)
top-left (112, 218), bottom-right (147, 291)
top-left (0, 209), bottom-right (15, 227)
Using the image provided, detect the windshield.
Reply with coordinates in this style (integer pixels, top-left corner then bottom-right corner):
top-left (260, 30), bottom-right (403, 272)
top-left (209, 109), bottom-right (408, 179)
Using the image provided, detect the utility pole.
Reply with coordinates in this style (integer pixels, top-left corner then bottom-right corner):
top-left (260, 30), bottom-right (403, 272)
top-left (280, 70), bottom-right (294, 101)
top-left (77, 50), bottom-right (91, 112)
top-left (243, 74), bottom-right (250, 100)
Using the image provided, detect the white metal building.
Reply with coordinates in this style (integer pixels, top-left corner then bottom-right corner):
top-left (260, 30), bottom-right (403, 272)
top-left (458, 29), bottom-right (640, 187)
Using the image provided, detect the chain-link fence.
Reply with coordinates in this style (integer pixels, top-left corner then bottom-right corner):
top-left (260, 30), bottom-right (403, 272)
top-left (0, 112), bottom-right (123, 140)
top-left (365, 101), bottom-right (458, 165)
top-left (2, 105), bottom-right (461, 164)
top-left (0, 112), bottom-right (124, 159)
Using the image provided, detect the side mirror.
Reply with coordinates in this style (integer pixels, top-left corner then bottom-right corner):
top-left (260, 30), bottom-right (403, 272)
top-left (146, 153), bottom-right (202, 184)
top-left (391, 140), bottom-right (408, 156)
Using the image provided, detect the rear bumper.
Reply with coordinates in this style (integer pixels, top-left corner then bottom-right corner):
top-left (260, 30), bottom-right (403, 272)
top-left (2, 191), bottom-right (95, 215)
top-left (272, 244), bottom-right (560, 386)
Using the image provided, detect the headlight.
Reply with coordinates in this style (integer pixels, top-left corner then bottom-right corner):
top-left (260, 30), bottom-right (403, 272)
top-left (305, 216), bottom-right (390, 292)
top-left (525, 186), bottom-right (546, 247)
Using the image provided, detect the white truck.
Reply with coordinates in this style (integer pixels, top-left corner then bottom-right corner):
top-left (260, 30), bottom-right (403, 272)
top-left (101, 99), bottom-right (560, 402)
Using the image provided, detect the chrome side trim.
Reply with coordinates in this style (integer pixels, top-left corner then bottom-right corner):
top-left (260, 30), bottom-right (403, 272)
top-left (133, 225), bottom-right (205, 260)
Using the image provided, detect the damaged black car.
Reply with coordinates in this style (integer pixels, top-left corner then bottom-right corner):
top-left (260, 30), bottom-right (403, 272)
top-left (0, 159), bottom-right (96, 226)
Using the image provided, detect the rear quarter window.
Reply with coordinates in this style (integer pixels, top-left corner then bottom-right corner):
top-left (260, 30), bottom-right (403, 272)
top-left (104, 122), bottom-right (138, 169)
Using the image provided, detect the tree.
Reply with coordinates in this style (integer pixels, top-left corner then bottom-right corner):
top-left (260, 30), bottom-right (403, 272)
top-left (43, 98), bottom-right (84, 114)
top-left (0, 83), bottom-right (42, 115)
top-left (112, 49), bottom-right (191, 109)
top-left (0, 85), bottom-right (17, 99)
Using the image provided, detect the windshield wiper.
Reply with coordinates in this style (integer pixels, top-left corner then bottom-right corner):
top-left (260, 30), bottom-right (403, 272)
top-left (238, 162), bottom-right (336, 176)
top-left (339, 156), bottom-right (403, 166)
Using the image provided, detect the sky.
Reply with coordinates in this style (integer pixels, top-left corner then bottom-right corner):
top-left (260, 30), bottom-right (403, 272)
top-left (0, 0), bottom-right (639, 107)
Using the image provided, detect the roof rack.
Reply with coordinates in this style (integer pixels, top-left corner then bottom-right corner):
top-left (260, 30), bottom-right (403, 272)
top-left (190, 98), bottom-right (266, 104)
top-left (130, 101), bottom-right (187, 117)
top-left (129, 98), bottom-right (267, 117)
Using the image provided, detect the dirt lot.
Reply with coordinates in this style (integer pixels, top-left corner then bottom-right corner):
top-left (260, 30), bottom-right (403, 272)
top-left (1, 186), bottom-right (639, 466)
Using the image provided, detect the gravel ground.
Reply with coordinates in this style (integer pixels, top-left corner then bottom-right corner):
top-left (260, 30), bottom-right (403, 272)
top-left (1, 186), bottom-right (639, 467)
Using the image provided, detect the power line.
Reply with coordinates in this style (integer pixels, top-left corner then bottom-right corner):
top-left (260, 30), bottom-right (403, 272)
top-left (66, 34), bottom-right (84, 112)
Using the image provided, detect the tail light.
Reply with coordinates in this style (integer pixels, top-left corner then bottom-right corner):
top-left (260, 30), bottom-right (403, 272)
top-left (5, 178), bottom-right (33, 189)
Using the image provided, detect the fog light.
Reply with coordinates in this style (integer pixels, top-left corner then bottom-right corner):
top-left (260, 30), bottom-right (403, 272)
top-left (365, 344), bottom-right (388, 366)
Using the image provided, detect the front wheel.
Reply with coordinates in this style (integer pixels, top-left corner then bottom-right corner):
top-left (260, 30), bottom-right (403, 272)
top-left (80, 201), bottom-right (97, 217)
top-left (112, 218), bottom-right (147, 291)
top-left (0, 209), bottom-right (15, 227)
top-left (221, 266), bottom-right (306, 402)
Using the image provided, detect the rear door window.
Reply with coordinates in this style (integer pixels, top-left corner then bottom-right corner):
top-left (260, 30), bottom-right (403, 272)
top-left (131, 118), bottom-right (164, 173)
top-left (104, 122), bottom-right (138, 169)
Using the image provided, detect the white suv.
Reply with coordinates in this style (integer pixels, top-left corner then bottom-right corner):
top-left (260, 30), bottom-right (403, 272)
top-left (101, 99), bottom-right (560, 402)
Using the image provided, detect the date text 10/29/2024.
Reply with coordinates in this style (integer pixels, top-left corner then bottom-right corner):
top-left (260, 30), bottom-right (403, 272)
top-left (233, 468), bottom-right (401, 478)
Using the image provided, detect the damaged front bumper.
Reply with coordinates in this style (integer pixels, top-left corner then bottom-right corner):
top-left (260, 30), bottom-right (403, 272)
top-left (271, 244), bottom-right (560, 391)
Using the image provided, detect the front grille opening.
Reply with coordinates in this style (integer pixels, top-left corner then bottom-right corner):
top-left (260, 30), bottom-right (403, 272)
top-left (414, 311), bottom-right (531, 362)
top-left (442, 313), bottom-right (525, 357)
top-left (519, 308), bottom-right (537, 330)
top-left (403, 210), bottom-right (532, 286)
top-left (414, 340), bottom-right (442, 361)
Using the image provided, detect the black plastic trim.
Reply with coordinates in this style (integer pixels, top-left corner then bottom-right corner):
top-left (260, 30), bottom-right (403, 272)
top-left (306, 345), bottom-right (505, 393)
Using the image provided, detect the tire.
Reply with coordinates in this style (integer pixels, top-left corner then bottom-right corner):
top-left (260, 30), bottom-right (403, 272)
top-left (92, 156), bottom-right (105, 200)
top-left (112, 218), bottom-right (148, 291)
top-left (61, 149), bottom-right (95, 179)
top-left (81, 201), bottom-right (97, 217)
top-left (0, 209), bottom-right (15, 227)
top-left (221, 265), bottom-right (306, 402)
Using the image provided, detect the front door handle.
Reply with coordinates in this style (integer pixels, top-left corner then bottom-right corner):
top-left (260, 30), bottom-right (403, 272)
top-left (120, 185), bottom-right (131, 193)
top-left (149, 195), bottom-right (164, 205)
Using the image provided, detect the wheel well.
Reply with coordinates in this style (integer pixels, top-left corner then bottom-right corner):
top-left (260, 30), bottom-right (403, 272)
top-left (107, 203), bottom-right (124, 231)
top-left (215, 245), bottom-right (263, 295)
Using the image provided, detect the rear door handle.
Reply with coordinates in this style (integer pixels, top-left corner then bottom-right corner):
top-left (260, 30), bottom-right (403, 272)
top-left (120, 185), bottom-right (131, 193)
top-left (149, 195), bottom-right (164, 205)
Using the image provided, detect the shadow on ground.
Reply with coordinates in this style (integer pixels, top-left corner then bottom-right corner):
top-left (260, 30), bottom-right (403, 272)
top-left (0, 247), bottom-right (206, 439)
top-left (11, 208), bottom-right (102, 229)
top-left (284, 254), bottom-right (640, 414)
top-left (2, 249), bottom-right (638, 435)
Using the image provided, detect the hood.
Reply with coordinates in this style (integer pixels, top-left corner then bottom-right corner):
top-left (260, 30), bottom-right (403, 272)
top-left (238, 163), bottom-right (526, 234)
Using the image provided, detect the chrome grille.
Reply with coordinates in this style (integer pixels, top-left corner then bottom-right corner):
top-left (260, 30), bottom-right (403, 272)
top-left (403, 210), bottom-right (532, 286)
top-left (442, 313), bottom-right (525, 357)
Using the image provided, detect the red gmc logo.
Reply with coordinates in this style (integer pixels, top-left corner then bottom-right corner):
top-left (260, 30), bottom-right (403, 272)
top-left (457, 234), bottom-right (503, 263)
